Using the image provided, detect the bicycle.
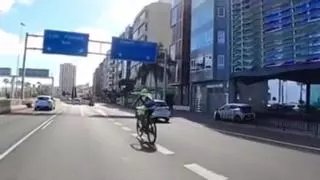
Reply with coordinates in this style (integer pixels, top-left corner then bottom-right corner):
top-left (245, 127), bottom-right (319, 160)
top-left (135, 108), bottom-right (157, 145)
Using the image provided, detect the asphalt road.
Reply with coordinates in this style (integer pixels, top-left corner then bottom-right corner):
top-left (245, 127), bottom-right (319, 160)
top-left (0, 102), bottom-right (319, 180)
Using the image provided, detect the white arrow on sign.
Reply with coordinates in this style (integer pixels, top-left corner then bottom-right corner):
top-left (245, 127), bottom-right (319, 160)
top-left (118, 53), bottom-right (122, 57)
top-left (47, 47), bottom-right (52, 51)
top-left (146, 56), bottom-right (150, 60)
top-left (79, 49), bottom-right (84, 53)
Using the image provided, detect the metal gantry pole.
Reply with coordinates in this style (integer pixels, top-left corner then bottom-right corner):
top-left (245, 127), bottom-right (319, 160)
top-left (162, 50), bottom-right (167, 100)
top-left (20, 33), bottom-right (29, 99)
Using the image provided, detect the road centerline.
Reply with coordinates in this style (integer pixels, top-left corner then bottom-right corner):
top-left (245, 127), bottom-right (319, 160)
top-left (184, 163), bottom-right (228, 180)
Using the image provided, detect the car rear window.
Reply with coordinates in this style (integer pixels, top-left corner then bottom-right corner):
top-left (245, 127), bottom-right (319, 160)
top-left (37, 97), bottom-right (49, 100)
top-left (155, 101), bottom-right (168, 107)
top-left (240, 106), bottom-right (252, 113)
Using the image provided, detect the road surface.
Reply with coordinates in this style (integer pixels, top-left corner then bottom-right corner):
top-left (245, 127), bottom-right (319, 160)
top-left (0, 102), bottom-right (319, 180)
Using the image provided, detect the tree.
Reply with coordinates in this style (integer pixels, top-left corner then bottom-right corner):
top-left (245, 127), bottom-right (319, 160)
top-left (3, 78), bottom-right (10, 96)
top-left (135, 43), bottom-right (173, 95)
top-left (24, 82), bottom-right (31, 98)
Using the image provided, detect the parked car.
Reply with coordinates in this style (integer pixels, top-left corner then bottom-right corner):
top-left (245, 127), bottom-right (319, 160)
top-left (73, 98), bottom-right (81, 105)
top-left (214, 103), bottom-right (255, 121)
top-left (151, 99), bottom-right (172, 123)
top-left (89, 99), bottom-right (95, 106)
top-left (34, 95), bottom-right (55, 111)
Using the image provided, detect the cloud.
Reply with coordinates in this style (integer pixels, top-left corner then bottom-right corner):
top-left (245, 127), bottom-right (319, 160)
top-left (97, 0), bottom-right (159, 32)
top-left (0, 29), bottom-right (19, 54)
top-left (0, 0), bottom-right (35, 13)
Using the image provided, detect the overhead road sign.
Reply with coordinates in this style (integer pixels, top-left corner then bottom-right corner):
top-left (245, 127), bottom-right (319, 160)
top-left (0, 68), bottom-right (11, 76)
top-left (19, 68), bottom-right (49, 78)
top-left (42, 30), bottom-right (89, 57)
top-left (110, 37), bottom-right (157, 63)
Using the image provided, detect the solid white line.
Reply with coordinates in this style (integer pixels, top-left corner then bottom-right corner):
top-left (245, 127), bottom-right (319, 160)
top-left (0, 115), bottom-right (57, 161)
top-left (95, 109), bottom-right (107, 116)
top-left (156, 144), bottom-right (174, 155)
top-left (131, 133), bottom-right (138, 137)
top-left (80, 106), bottom-right (84, 117)
top-left (41, 120), bottom-right (53, 130)
top-left (184, 163), bottom-right (228, 180)
top-left (216, 129), bottom-right (320, 152)
top-left (114, 122), bottom-right (123, 126)
top-left (121, 126), bottom-right (131, 131)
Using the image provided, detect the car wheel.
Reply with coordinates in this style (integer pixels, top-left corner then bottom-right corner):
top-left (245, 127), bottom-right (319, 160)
top-left (164, 118), bottom-right (169, 123)
top-left (215, 113), bottom-right (221, 121)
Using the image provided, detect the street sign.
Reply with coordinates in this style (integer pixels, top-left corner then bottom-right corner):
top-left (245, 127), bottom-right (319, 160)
top-left (19, 68), bottom-right (49, 78)
top-left (42, 30), bottom-right (89, 57)
top-left (0, 68), bottom-right (11, 76)
top-left (110, 37), bottom-right (157, 63)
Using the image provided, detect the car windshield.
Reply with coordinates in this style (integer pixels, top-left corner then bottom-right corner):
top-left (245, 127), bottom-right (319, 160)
top-left (37, 97), bottom-right (49, 101)
top-left (154, 101), bottom-right (168, 107)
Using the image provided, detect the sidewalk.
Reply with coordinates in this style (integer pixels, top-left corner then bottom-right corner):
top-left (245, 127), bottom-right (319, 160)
top-left (101, 103), bottom-right (320, 151)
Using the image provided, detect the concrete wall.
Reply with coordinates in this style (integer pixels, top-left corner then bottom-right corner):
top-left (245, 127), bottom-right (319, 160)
top-left (0, 99), bottom-right (23, 114)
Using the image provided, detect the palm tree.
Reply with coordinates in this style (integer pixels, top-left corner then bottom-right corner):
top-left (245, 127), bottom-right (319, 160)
top-left (24, 82), bottom-right (31, 97)
top-left (3, 78), bottom-right (9, 96)
top-left (135, 43), bottom-right (174, 95)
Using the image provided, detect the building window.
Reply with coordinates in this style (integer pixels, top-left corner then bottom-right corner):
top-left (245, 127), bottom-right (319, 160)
top-left (217, 7), bottom-right (225, 17)
top-left (144, 23), bottom-right (148, 31)
top-left (217, 30), bottom-right (225, 44)
top-left (217, 55), bottom-right (225, 68)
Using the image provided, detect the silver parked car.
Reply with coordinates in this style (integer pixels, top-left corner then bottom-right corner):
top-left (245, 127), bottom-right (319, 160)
top-left (214, 103), bottom-right (255, 121)
top-left (151, 99), bottom-right (172, 123)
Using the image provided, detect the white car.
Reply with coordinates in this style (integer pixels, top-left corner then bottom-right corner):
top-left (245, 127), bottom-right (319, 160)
top-left (151, 99), bottom-right (172, 123)
top-left (34, 95), bottom-right (55, 111)
top-left (214, 103), bottom-right (255, 121)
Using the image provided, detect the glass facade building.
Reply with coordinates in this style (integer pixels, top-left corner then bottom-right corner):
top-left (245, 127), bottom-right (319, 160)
top-left (232, 0), bottom-right (320, 72)
top-left (190, 0), bottom-right (231, 112)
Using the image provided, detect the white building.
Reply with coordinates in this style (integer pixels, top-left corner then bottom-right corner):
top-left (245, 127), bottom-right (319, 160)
top-left (59, 63), bottom-right (76, 95)
top-left (130, 1), bottom-right (172, 88)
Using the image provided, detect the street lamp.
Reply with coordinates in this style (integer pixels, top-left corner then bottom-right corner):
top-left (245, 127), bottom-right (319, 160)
top-left (14, 22), bottom-right (26, 98)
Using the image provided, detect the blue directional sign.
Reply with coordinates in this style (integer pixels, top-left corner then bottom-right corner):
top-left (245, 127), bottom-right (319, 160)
top-left (0, 68), bottom-right (11, 76)
top-left (43, 30), bottom-right (89, 57)
top-left (19, 68), bottom-right (49, 78)
top-left (110, 37), bottom-right (157, 63)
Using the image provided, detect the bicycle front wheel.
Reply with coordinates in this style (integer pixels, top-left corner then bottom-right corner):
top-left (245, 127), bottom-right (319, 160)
top-left (146, 118), bottom-right (157, 144)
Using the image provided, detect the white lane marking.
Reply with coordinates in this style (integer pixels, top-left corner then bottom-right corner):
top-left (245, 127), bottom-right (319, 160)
top-left (80, 106), bottom-right (84, 116)
top-left (0, 115), bottom-right (57, 161)
top-left (184, 163), bottom-right (228, 180)
top-left (121, 126), bottom-right (131, 131)
top-left (41, 120), bottom-right (53, 130)
top-left (216, 129), bottom-right (320, 152)
top-left (156, 144), bottom-right (174, 155)
top-left (95, 109), bottom-right (107, 116)
top-left (131, 133), bottom-right (138, 137)
top-left (114, 122), bottom-right (123, 126)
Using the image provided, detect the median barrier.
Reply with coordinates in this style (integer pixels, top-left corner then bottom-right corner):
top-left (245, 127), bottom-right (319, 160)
top-left (0, 99), bottom-right (11, 114)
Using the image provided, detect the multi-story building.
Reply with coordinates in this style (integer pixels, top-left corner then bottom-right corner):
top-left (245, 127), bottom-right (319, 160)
top-left (230, 0), bottom-right (320, 109)
top-left (130, 1), bottom-right (172, 89)
top-left (59, 63), bottom-right (76, 95)
top-left (92, 63), bottom-right (103, 98)
top-left (170, 0), bottom-right (191, 106)
top-left (190, 0), bottom-right (231, 112)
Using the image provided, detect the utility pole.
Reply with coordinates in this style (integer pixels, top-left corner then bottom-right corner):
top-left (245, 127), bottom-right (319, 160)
top-left (20, 33), bottom-right (29, 99)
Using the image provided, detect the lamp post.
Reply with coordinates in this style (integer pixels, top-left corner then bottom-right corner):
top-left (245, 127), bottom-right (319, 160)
top-left (14, 22), bottom-right (25, 98)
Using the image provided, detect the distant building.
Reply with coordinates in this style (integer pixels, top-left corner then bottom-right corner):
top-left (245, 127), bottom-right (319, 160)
top-left (59, 63), bottom-right (76, 95)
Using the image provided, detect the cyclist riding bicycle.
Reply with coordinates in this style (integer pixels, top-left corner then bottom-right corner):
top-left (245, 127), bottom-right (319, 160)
top-left (133, 89), bottom-right (157, 144)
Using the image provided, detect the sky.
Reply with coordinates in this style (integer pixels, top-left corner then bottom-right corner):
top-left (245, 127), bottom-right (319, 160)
top-left (0, 0), bottom-right (159, 86)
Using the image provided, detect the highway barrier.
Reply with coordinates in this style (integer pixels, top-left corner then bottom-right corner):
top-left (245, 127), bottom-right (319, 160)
top-left (0, 99), bottom-right (25, 114)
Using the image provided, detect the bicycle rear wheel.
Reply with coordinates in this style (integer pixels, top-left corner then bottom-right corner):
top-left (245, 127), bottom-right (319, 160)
top-left (146, 118), bottom-right (157, 144)
top-left (136, 116), bottom-right (144, 137)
